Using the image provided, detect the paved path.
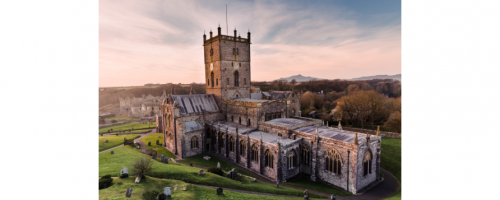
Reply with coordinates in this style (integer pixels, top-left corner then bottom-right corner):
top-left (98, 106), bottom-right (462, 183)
top-left (98, 131), bottom-right (155, 154)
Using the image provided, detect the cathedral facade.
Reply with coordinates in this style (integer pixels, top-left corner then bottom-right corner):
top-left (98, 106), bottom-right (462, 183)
top-left (158, 26), bottom-right (381, 194)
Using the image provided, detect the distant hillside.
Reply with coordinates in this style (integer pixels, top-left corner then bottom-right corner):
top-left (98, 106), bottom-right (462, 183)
top-left (350, 74), bottom-right (401, 81)
top-left (276, 74), bottom-right (324, 82)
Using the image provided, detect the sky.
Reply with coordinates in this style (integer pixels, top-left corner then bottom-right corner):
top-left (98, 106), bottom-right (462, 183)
top-left (99, 0), bottom-right (401, 87)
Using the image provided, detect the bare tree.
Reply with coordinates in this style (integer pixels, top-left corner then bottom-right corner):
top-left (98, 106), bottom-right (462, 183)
top-left (290, 79), bottom-right (297, 90)
top-left (132, 158), bottom-right (154, 178)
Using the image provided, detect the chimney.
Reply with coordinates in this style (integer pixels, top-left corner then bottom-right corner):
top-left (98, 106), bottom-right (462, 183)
top-left (203, 31), bottom-right (206, 43)
top-left (234, 28), bottom-right (237, 40)
top-left (218, 25), bottom-right (221, 36)
top-left (210, 29), bottom-right (213, 39)
top-left (247, 30), bottom-right (251, 43)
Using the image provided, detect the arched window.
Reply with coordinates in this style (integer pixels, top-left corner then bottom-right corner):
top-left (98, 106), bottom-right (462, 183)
top-left (231, 116), bottom-right (233, 122)
top-left (210, 48), bottom-right (213, 56)
top-left (288, 150), bottom-right (297, 169)
top-left (247, 119), bottom-right (251, 126)
top-left (239, 117), bottom-right (241, 124)
top-left (251, 144), bottom-right (258, 162)
top-left (325, 148), bottom-right (342, 175)
top-left (220, 134), bottom-right (225, 148)
top-left (168, 115), bottom-right (171, 127)
top-left (265, 149), bottom-right (274, 168)
top-left (237, 48), bottom-right (239, 55)
top-left (240, 140), bottom-right (246, 156)
top-left (291, 109), bottom-right (296, 117)
top-left (244, 78), bottom-right (247, 85)
top-left (229, 137), bottom-right (235, 152)
top-left (234, 71), bottom-right (239, 87)
top-left (211, 72), bottom-right (214, 88)
top-left (191, 136), bottom-right (198, 149)
top-left (168, 133), bottom-right (172, 141)
top-left (363, 150), bottom-right (372, 176)
top-left (301, 145), bottom-right (310, 165)
top-left (216, 78), bottom-right (218, 86)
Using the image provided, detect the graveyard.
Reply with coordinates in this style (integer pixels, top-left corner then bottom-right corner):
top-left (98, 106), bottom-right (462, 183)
top-left (99, 122), bottom-right (157, 134)
top-left (140, 133), bottom-right (176, 159)
top-left (99, 134), bottom-right (140, 152)
top-left (99, 145), bottom-right (325, 199)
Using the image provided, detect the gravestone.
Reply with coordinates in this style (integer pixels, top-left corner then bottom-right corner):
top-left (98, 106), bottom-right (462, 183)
top-left (276, 182), bottom-right (279, 188)
top-left (124, 137), bottom-right (127, 141)
top-left (164, 187), bottom-right (171, 198)
top-left (216, 187), bottom-right (223, 195)
top-left (227, 171), bottom-right (232, 179)
top-left (173, 184), bottom-right (178, 191)
top-left (231, 168), bottom-right (237, 179)
top-left (142, 149), bottom-right (146, 154)
top-left (152, 152), bottom-right (156, 159)
top-left (198, 170), bottom-right (204, 176)
top-left (203, 156), bottom-right (210, 160)
top-left (182, 184), bottom-right (187, 191)
top-left (160, 155), bottom-right (164, 162)
top-left (217, 162), bottom-right (220, 168)
top-left (136, 146), bottom-right (140, 149)
top-left (330, 194), bottom-right (336, 200)
top-left (190, 163), bottom-right (193, 167)
top-left (304, 189), bottom-right (309, 200)
top-left (135, 176), bottom-right (141, 183)
top-left (105, 140), bottom-right (108, 143)
top-left (158, 135), bottom-right (161, 138)
top-left (126, 188), bottom-right (132, 197)
top-left (164, 157), bottom-right (169, 164)
top-left (121, 168), bottom-right (128, 175)
top-left (148, 142), bottom-right (151, 146)
top-left (111, 151), bottom-right (114, 154)
top-left (156, 140), bottom-right (159, 145)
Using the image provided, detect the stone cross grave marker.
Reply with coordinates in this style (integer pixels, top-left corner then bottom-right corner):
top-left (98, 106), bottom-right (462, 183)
top-left (121, 168), bottom-right (128, 175)
top-left (164, 187), bottom-right (171, 198)
top-left (217, 162), bottom-right (220, 168)
top-left (216, 187), bottom-right (223, 195)
top-left (126, 188), bottom-right (132, 198)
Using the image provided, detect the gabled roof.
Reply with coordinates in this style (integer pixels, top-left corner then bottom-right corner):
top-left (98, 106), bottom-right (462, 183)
top-left (294, 126), bottom-right (371, 143)
top-left (171, 94), bottom-right (219, 114)
top-left (262, 92), bottom-right (271, 97)
top-left (182, 121), bottom-right (203, 133)
top-left (270, 91), bottom-right (293, 100)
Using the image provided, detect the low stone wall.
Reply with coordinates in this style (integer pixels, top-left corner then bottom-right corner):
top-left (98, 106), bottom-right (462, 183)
top-left (331, 126), bottom-right (401, 139)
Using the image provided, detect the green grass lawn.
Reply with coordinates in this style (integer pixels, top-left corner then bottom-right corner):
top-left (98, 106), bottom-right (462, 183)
top-left (282, 176), bottom-right (353, 196)
top-left (99, 122), bottom-right (157, 134)
top-left (141, 133), bottom-right (176, 159)
top-left (99, 176), bottom-right (306, 200)
top-left (99, 146), bottom-right (324, 198)
top-left (99, 134), bottom-right (140, 152)
top-left (105, 115), bottom-right (140, 121)
top-left (181, 154), bottom-right (253, 177)
top-left (381, 138), bottom-right (401, 200)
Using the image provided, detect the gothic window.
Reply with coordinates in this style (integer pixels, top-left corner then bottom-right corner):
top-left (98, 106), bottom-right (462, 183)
top-left (229, 137), bottom-right (235, 152)
top-left (291, 109), bottom-right (296, 117)
top-left (231, 116), bottom-right (233, 122)
top-left (277, 112), bottom-right (281, 118)
top-left (251, 144), bottom-right (258, 162)
top-left (272, 113), bottom-right (276, 119)
top-left (234, 71), bottom-right (239, 86)
top-left (247, 119), bottom-right (251, 126)
top-left (237, 48), bottom-right (239, 55)
top-left (301, 145), bottom-right (310, 165)
top-left (325, 148), bottom-right (342, 175)
top-left (211, 72), bottom-right (214, 88)
top-left (233, 48), bottom-right (235, 55)
top-left (220, 134), bottom-right (225, 148)
top-left (240, 140), bottom-right (246, 156)
top-left (363, 150), bottom-right (372, 176)
top-left (244, 78), bottom-right (247, 85)
top-left (191, 136), bottom-right (199, 149)
top-left (288, 150), bottom-right (297, 170)
top-left (265, 149), bottom-right (274, 168)
top-left (168, 133), bottom-right (172, 141)
top-left (239, 117), bottom-right (241, 124)
top-left (216, 79), bottom-right (218, 86)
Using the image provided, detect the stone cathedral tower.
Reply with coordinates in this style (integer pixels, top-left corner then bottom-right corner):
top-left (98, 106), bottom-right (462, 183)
top-left (203, 25), bottom-right (252, 104)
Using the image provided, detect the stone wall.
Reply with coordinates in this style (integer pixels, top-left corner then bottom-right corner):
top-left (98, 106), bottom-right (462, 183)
top-left (332, 126), bottom-right (401, 138)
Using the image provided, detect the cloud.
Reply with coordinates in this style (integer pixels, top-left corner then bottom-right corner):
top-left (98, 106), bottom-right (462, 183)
top-left (99, 0), bottom-right (400, 87)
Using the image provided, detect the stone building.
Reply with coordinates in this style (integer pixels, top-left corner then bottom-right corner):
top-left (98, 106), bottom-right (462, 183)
top-left (119, 92), bottom-right (166, 117)
top-left (158, 25), bottom-right (381, 194)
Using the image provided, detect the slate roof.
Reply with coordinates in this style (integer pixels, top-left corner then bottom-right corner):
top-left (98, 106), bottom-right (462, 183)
top-left (294, 126), bottom-right (369, 143)
top-left (270, 91), bottom-right (293, 100)
top-left (262, 92), bottom-right (271, 97)
top-left (209, 121), bottom-right (255, 134)
top-left (182, 121), bottom-right (203, 133)
top-left (231, 98), bottom-right (268, 103)
top-left (247, 131), bottom-right (295, 145)
top-left (264, 118), bottom-right (308, 128)
top-left (251, 93), bottom-right (262, 99)
top-left (171, 94), bottom-right (219, 114)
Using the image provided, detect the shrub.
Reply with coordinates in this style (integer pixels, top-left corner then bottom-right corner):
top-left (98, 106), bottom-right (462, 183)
top-left (207, 167), bottom-right (223, 176)
top-left (157, 193), bottom-right (167, 200)
top-left (119, 173), bottom-right (129, 178)
top-left (142, 188), bottom-right (160, 200)
top-left (99, 175), bottom-right (113, 189)
top-left (117, 181), bottom-right (123, 185)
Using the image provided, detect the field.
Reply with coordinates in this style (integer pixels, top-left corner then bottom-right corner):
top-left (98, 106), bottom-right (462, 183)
top-left (99, 176), bottom-right (306, 200)
top-left (105, 115), bottom-right (140, 120)
top-left (99, 134), bottom-right (140, 152)
top-left (141, 133), bottom-right (176, 159)
top-left (99, 145), bottom-right (324, 198)
top-left (381, 138), bottom-right (401, 200)
top-left (99, 122), bottom-right (156, 134)
top-left (181, 154), bottom-right (253, 177)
